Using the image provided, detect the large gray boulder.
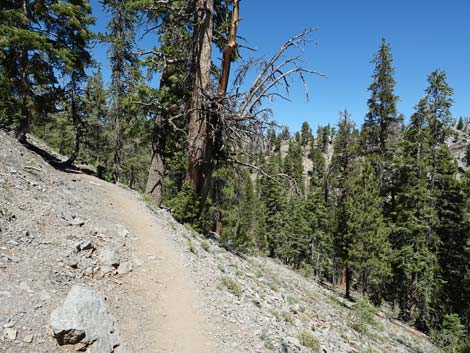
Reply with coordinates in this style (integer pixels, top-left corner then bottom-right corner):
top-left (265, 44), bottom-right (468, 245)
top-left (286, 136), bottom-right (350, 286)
top-left (50, 285), bottom-right (128, 353)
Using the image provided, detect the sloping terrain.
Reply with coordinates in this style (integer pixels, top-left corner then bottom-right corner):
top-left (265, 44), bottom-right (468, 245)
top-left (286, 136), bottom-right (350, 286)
top-left (0, 129), bottom-right (440, 353)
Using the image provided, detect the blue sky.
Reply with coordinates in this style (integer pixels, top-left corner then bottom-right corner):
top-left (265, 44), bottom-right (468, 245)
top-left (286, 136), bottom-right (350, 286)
top-left (90, 0), bottom-right (470, 132)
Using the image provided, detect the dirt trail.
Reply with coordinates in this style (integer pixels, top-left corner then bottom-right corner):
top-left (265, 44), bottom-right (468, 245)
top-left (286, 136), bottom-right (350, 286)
top-left (83, 175), bottom-right (216, 353)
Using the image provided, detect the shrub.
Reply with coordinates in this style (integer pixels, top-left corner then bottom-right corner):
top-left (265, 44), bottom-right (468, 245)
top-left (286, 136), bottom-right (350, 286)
top-left (221, 276), bottom-right (242, 297)
top-left (201, 239), bottom-right (210, 252)
top-left (299, 331), bottom-right (320, 352)
top-left (350, 298), bottom-right (380, 334)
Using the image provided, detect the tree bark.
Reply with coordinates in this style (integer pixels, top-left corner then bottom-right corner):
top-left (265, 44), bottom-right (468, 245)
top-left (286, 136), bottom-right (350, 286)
top-left (146, 112), bottom-right (167, 206)
top-left (186, 0), bottom-right (214, 202)
top-left (16, 11), bottom-right (32, 143)
top-left (345, 264), bottom-right (352, 299)
top-left (60, 82), bottom-right (81, 167)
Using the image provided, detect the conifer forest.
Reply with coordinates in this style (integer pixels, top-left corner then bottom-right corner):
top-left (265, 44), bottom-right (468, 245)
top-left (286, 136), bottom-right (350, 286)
top-left (1, 1), bottom-right (470, 351)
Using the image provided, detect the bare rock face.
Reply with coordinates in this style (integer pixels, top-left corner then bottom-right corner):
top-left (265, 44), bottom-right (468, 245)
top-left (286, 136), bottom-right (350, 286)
top-left (50, 285), bottom-right (128, 353)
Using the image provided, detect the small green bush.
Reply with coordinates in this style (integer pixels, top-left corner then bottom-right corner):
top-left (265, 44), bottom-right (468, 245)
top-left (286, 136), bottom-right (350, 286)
top-left (221, 276), bottom-right (242, 297)
top-left (282, 311), bottom-right (294, 324)
top-left (350, 298), bottom-right (380, 334)
top-left (299, 331), bottom-right (320, 352)
top-left (200, 239), bottom-right (210, 252)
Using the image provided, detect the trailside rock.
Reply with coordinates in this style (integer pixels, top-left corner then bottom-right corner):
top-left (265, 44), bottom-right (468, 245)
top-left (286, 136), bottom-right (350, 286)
top-left (98, 248), bottom-right (120, 268)
top-left (49, 285), bottom-right (128, 353)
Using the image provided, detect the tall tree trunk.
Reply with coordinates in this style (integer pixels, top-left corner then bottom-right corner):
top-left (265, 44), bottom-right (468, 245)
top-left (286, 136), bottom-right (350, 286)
top-left (146, 112), bottom-right (168, 205)
top-left (61, 83), bottom-right (81, 167)
top-left (111, 15), bottom-right (124, 183)
top-left (345, 263), bottom-right (352, 299)
top-left (16, 6), bottom-right (31, 143)
top-left (186, 0), bottom-right (214, 203)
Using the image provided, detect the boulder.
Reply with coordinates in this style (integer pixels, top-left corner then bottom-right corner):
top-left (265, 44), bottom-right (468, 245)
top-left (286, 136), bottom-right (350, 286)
top-left (50, 285), bottom-right (128, 353)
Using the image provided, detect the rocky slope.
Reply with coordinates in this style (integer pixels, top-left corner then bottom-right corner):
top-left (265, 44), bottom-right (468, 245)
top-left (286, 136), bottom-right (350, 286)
top-left (0, 129), bottom-right (440, 353)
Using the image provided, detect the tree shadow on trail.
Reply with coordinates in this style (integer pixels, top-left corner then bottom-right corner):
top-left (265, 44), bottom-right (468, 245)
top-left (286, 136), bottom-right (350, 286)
top-left (20, 137), bottom-right (96, 176)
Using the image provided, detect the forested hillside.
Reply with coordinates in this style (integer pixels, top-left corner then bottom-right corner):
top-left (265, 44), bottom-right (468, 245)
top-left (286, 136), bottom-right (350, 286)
top-left (1, 1), bottom-right (470, 352)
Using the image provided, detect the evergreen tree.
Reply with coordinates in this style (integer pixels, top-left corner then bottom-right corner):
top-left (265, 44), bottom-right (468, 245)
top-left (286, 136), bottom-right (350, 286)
top-left (0, 0), bottom-right (64, 140)
top-left (259, 154), bottom-right (288, 258)
top-left (53, 0), bottom-right (95, 166)
top-left (391, 99), bottom-right (439, 329)
top-left (284, 139), bottom-right (304, 194)
top-left (81, 69), bottom-right (111, 174)
top-left (300, 121), bottom-right (313, 146)
top-left (101, 0), bottom-right (140, 182)
top-left (329, 109), bottom-right (359, 298)
top-left (362, 38), bottom-right (400, 157)
top-left (457, 116), bottom-right (464, 130)
top-left (305, 187), bottom-right (332, 280)
top-left (279, 198), bottom-right (311, 268)
top-left (434, 146), bottom-right (469, 328)
top-left (346, 159), bottom-right (391, 304)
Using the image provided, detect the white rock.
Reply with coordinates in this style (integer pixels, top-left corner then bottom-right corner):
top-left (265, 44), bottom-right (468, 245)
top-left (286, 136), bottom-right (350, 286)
top-left (4, 328), bottom-right (17, 340)
top-left (50, 285), bottom-right (128, 353)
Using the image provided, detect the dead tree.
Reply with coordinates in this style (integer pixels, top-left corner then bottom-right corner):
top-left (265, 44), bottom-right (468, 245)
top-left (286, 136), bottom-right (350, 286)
top-left (215, 28), bottom-right (324, 177)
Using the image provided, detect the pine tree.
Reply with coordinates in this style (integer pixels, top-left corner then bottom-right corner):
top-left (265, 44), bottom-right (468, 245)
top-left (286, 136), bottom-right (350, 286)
top-left (259, 154), bottom-right (288, 258)
top-left (53, 0), bottom-right (95, 166)
top-left (457, 116), bottom-right (464, 130)
top-left (391, 99), bottom-right (439, 329)
top-left (280, 198), bottom-right (311, 268)
top-left (300, 121), bottom-right (313, 147)
top-left (284, 140), bottom-right (304, 194)
top-left (329, 109), bottom-right (359, 298)
top-left (81, 69), bottom-right (111, 174)
top-left (101, 0), bottom-right (140, 182)
top-left (0, 0), bottom-right (62, 140)
top-left (345, 159), bottom-right (391, 304)
top-left (137, 0), bottom-right (193, 205)
top-left (434, 146), bottom-right (468, 328)
top-left (362, 38), bottom-right (400, 157)
top-left (305, 187), bottom-right (332, 280)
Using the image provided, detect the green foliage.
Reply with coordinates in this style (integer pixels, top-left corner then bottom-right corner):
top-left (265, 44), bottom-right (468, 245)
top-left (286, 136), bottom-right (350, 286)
top-left (362, 38), bottom-right (400, 156)
top-left (300, 121), bottom-right (313, 146)
top-left (350, 298), bottom-right (381, 335)
top-left (168, 182), bottom-right (201, 230)
top-left (431, 314), bottom-right (468, 353)
top-left (200, 239), bottom-right (211, 252)
top-left (221, 276), bottom-right (242, 297)
top-left (457, 117), bottom-right (465, 130)
top-left (299, 331), bottom-right (321, 352)
top-left (346, 159), bottom-right (391, 303)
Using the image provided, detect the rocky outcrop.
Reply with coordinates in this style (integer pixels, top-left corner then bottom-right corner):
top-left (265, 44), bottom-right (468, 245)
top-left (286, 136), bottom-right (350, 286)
top-left (50, 285), bottom-right (128, 353)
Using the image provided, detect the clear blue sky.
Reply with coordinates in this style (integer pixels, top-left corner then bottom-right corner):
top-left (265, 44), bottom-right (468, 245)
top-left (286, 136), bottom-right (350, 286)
top-left (90, 0), bottom-right (470, 132)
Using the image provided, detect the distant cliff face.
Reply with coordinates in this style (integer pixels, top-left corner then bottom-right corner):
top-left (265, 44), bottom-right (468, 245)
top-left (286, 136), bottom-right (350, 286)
top-left (447, 126), bottom-right (470, 172)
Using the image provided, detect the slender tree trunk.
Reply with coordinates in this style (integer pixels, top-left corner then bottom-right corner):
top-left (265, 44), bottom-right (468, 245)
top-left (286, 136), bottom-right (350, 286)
top-left (345, 263), bottom-right (352, 299)
top-left (61, 82), bottom-right (81, 167)
top-left (186, 0), bottom-right (214, 202)
top-left (112, 114), bottom-right (122, 182)
top-left (16, 42), bottom-right (31, 142)
top-left (146, 113), bottom-right (167, 206)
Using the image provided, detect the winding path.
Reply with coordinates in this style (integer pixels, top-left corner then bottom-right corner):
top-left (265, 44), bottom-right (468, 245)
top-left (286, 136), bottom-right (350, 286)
top-left (84, 175), bottom-right (216, 353)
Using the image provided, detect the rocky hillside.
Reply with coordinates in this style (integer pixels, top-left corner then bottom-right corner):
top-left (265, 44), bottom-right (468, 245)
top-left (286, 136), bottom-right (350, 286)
top-left (0, 129), bottom-right (440, 353)
top-left (447, 127), bottom-right (470, 171)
